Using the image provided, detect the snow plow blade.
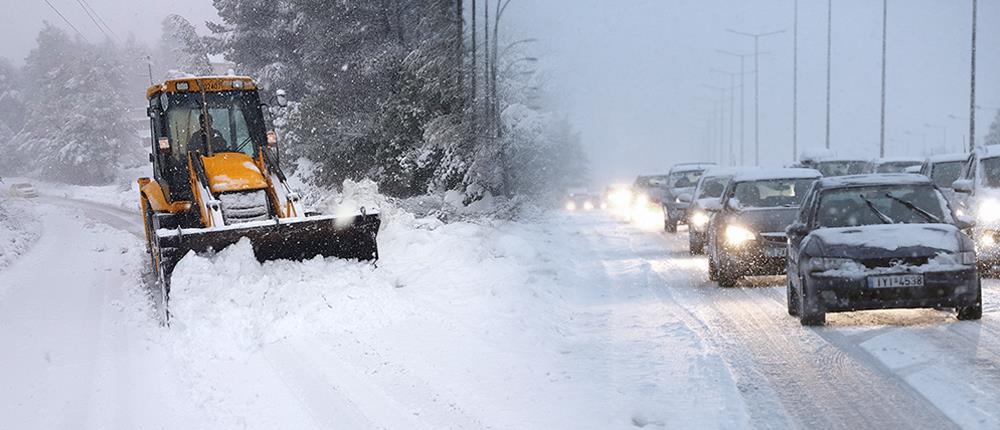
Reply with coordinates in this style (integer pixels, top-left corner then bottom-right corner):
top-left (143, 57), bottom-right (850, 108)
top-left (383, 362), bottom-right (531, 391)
top-left (155, 213), bottom-right (380, 282)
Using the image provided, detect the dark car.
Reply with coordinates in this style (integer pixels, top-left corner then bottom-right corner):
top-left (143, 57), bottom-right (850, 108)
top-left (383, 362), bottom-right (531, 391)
top-left (707, 169), bottom-right (822, 287)
top-left (662, 163), bottom-right (714, 232)
top-left (687, 167), bottom-right (756, 254)
top-left (786, 174), bottom-right (981, 326)
top-left (564, 191), bottom-right (597, 211)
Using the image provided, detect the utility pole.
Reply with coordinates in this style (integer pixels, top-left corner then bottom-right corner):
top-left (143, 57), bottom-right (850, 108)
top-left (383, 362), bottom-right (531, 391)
top-left (825, 0), bottom-right (832, 150)
top-left (880, 0), bottom-right (888, 158)
top-left (969, 0), bottom-right (978, 152)
top-left (712, 69), bottom-right (740, 166)
top-left (704, 85), bottom-right (728, 164)
top-left (728, 29), bottom-right (785, 166)
top-left (793, 0), bottom-right (799, 163)
top-left (717, 50), bottom-right (755, 165)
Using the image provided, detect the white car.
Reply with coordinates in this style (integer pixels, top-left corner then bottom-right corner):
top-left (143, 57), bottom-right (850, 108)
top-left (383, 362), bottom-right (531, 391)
top-left (8, 183), bottom-right (38, 198)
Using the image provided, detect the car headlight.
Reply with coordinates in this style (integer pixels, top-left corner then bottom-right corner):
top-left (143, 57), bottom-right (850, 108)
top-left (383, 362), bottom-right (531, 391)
top-left (690, 211), bottom-right (710, 227)
top-left (977, 199), bottom-right (1000, 222)
top-left (583, 200), bottom-right (594, 210)
top-left (635, 194), bottom-right (649, 206)
top-left (565, 201), bottom-right (577, 211)
top-left (724, 225), bottom-right (757, 247)
top-left (804, 257), bottom-right (855, 272)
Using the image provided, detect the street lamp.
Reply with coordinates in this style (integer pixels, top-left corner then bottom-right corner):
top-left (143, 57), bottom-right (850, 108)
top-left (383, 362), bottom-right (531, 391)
top-left (727, 28), bottom-right (785, 166)
top-left (717, 49), bottom-right (756, 165)
top-left (711, 69), bottom-right (741, 166)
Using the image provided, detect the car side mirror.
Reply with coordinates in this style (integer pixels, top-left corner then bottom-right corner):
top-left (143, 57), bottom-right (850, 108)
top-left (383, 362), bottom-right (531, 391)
top-left (677, 193), bottom-right (693, 204)
top-left (786, 222), bottom-right (809, 238)
top-left (953, 179), bottom-right (974, 194)
top-left (703, 199), bottom-right (722, 212)
top-left (955, 214), bottom-right (976, 230)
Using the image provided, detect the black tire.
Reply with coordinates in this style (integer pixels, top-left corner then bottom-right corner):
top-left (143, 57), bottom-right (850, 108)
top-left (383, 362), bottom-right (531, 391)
top-left (717, 259), bottom-right (740, 288)
top-left (786, 276), bottom-right (799, 316)
top-left (957, 279), bottom-right (983, 321)
top-left (798, 276), bottom-right (825, 326)
top-left (689, 233), bottom-right (704, 255)
top-left (664, 219), bottom-right (677, 233)
top-left (708, 255), bottom-right (719, 281)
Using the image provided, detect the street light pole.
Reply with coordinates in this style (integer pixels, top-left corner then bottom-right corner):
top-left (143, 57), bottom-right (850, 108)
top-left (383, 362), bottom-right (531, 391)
top-left (718, 50), bottom-right (756, 166)
top-left (704, 84), bottom-right (729, 165)
top-left (793, 0), bottom-right (799, 163)
top-left (969, 0), bottom-right (978, 152)
top-left (825, 0), bottom-right (833, 150)
top-left (728, 28), bottom-right (785, 166)
top-left (712, 69), bottom-right (740, 166)
top-left (880, 0), bottom-right (888, 158)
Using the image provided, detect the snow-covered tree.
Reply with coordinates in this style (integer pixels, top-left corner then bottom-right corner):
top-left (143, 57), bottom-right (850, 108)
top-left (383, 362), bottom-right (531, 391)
top-left (10, 24), bottom-right (133, 184)
top-left (986, 110), bottom-right (1000, 147)
top-left (157, 14), bottom-right (212, 78)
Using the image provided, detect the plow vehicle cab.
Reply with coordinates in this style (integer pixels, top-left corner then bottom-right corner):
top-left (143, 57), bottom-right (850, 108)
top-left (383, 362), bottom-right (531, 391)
top-left (139, 76), bottom-right (380, 322)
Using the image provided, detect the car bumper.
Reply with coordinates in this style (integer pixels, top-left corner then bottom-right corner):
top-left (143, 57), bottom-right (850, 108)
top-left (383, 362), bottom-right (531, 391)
top-left (719, 241), bottom-right (788, 276)
top-left (806, 269), bottom-right (979, 312)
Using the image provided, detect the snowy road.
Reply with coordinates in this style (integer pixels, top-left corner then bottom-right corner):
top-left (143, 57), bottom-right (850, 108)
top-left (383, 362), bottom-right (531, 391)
top-left (2, 195), bottom-right (1000, 429)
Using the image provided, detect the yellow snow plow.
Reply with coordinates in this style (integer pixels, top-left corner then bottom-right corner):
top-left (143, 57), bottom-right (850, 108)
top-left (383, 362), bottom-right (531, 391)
top-left (139, 77), bottom-right (379, 322)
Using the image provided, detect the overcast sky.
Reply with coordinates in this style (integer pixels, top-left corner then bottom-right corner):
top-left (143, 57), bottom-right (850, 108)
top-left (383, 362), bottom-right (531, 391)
top-left (6, 1), bottom-right (998, 185)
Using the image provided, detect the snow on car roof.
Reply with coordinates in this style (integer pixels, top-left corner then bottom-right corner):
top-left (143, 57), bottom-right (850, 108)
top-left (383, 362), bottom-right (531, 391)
top-left (798, 148), bottom-right (837, 162)
top-left (927, 152), bottom-right (967, 163)
top-left (701, 166), bottom-right (759, 178)
top-left (978, 144), bottom-right (1000, 158)
top-left (816, 173), bottom-right (932, 188)
top-left (669, 163), bottom-right (715, 173)
top-left (874, 156), bottom-right (924, 164)
top-left (732, 168), bottom-right (821, 182)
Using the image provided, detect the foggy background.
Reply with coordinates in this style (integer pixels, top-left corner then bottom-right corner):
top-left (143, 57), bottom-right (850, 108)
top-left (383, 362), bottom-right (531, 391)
top-left (6, 0), bottom-right (998, 186)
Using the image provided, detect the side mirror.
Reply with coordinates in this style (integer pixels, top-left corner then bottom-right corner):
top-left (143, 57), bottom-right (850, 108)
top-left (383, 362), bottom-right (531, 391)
top-left (786, 222), bottom-right (810, 238)
top-left (677, 193), bottom-right (693, 204)
top-left (702, 198), bottom-right (722, 212)
top-left (276, 89), bottom-right (288, 107)
top-left (266, 131), bottom-right (278, 147)
top-left (955, 214), bottom-right (976, 230)
top-left (953, 179), bottom-right (974, 194)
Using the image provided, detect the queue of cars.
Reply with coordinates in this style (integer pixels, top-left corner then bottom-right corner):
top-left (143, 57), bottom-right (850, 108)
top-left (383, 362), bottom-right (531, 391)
top-left (568, 147), bottom-right (1000, 325)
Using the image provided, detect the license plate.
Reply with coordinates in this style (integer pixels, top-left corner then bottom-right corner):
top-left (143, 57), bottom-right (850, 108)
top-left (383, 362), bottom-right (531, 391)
top-left (868, 274), bottom-right (924, 289)
top-left (765, 247), bottom-right (787, 258)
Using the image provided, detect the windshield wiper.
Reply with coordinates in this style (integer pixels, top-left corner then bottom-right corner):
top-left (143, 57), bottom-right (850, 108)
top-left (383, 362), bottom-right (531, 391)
top-left (861, 195), bottom-right (894, 224)
top-left (884, 193), bottom-right (941, 223)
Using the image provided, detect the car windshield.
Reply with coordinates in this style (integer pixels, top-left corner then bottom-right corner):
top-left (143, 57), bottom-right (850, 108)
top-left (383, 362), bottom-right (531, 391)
top-left (815, 161), bottom-right (872, 177)
top-left (163, 90), bottom-right (265, 160)
top-left (930, 161), bottom-right (963, 188)
top-left (695, 177), bottom-right (729, 199)
top-left (816, 185), bottom-right (948, 228)
top-left (669, 170), bottom-right (704, 189)
top-left (981, 157), bottom-right (1000, 188)
top-left (876, 161), bottom-right (921, 173)
top-left (731, 178), bottom-right (815, 209)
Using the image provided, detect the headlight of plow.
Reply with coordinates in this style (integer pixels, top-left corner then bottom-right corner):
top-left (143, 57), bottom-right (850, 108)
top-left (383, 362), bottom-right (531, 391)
top-left (583, 200), bottom-right (595, 211)
top-left (724, 225), bottom-right (756, 247)
top-left (565, 201), bottom-right (577, 211)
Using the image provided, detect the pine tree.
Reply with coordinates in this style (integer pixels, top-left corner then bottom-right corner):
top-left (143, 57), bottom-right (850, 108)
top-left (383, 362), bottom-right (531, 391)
top-left (12, 24), bottom-right (133, 184)
top-left (158, 14), bottom-right (212, 78)
top-left (986, 110), bottom-right (1000, 147)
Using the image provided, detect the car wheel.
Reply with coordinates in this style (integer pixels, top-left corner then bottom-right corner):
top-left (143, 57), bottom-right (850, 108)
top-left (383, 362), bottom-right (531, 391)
top-left (708, 254), bottom-right (718, 281)
top-left (786, 276), bottom-right (799, 316)
top-left (957, 278), bottom-right (983, 321)
top-left (798, 276), bottom-right (825, 326)
top-left (689, 233), bottom-right (704, 255)
top-left (664, 219), bottom-right (677, 233)
top-left (716, 255), bottom-right (740, 288)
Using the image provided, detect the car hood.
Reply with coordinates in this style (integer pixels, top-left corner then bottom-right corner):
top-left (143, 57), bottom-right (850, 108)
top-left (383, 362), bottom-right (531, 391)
top-left (732, 207), bottom-right (799, 234)
top-left (806, 223), bottom-right (962, 258)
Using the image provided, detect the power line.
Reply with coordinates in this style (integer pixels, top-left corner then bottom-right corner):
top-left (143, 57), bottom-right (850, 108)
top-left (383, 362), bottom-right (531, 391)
top-left (41, 0), bottom-right (90, 43)
top-left (74, 0), bottom-right (112, 41)
top-left (78, 0), bottom-right (119, 41)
